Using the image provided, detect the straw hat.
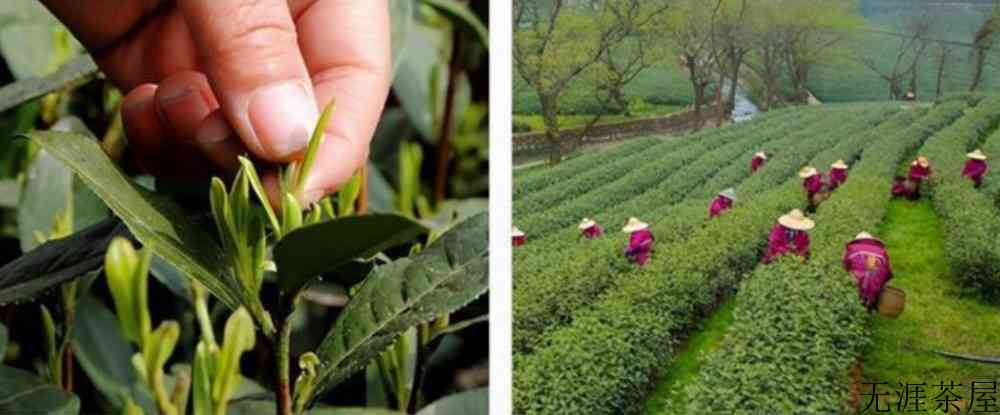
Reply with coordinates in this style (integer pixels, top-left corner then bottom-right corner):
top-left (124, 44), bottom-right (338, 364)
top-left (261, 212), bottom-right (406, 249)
top-left (798, 166), bottom-right (819, 178)
top-left (913, 156), bottom-right (929, 167)
top-left (854, 232), bottom-right (875, 241)
top-left (754, 151), bottom-right (768, 160)
top-left (778, 209), bottom-right (815, 231)
top-left (718, 188), bottom-right (737, 201)
top-left (831, 159), bottom-right (848, 169)
top-left (578, 217), bottom-right (597, 230)
top-left (512, 226), bottom-right (525, 237)
top-left (967, 149), bottom-right (987, 160)
top-left (622, 217), bottom-right (649, 233)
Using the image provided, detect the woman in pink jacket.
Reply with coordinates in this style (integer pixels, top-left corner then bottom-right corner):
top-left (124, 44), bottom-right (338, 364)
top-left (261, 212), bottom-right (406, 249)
top-left (709, 188), bottom-right (737, 218)
top-left (763, 209), bottom-right (814, 264)
top-left (622, 217), bottom-right (654, 266)
top-left (578, 217), bottom-right (604, 239)
top-left (799, 166), bottom-right (825, 211)
top-left (962, 149), bottom-right (988, 188)
top-left (828, 159), bottom-right (849, 190)
top-left (843, 232), bottom-right (893, 310)
top-left (512, 226), bottom-right (526, 247)
top-left (751, 151), bottom-right (768, 173)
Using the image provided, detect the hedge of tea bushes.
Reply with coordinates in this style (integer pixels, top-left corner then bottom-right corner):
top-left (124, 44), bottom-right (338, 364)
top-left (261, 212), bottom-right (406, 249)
top-left (922, 95), bottom-right (1000, 299)
top-left (511, 106), bottom-right (885, 354)
top-left (513, 126), bottom-right (737, 218)
top-left (682, 101), bottom-right (968, 414)
top-left (512, 105), bottom-right (902, 414)
top-left (513, 136), bottom-right (661, 197)
top-left (512, 104), bottom-right (805, 199)
top-left (512, 111), bottom-right (812, 231)
top-left (512, 109), bottom-right (825, 279)
top-left (979, 127), bottom-right (1000, 200)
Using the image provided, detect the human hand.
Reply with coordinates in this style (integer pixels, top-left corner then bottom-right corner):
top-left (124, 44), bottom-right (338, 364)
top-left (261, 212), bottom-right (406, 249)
top-left (41, 0), bottom-right (391, 205)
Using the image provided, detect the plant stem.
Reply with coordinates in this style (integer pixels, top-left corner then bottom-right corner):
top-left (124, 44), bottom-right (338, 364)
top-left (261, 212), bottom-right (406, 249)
top-left (276, 313), bottom-right (293, 415)
top-left (433, 29), bottom-right (466, 205)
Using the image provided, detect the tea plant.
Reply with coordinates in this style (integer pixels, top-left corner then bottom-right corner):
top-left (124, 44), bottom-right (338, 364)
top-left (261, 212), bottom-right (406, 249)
top-left (683, 98), bottom-right (970, 414)
top-left (0, 1), bottom-right (489, 414)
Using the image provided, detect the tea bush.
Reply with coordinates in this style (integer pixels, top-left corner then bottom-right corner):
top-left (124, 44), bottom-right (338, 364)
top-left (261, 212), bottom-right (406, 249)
top-left (512, 104), bottom-right (906, 414)
top-left (512, 106), bottom-right (887, 354)
top-left (921, 95), bottom-right (1000, 300)
top-left (683, 100), bottom-right (967, 414)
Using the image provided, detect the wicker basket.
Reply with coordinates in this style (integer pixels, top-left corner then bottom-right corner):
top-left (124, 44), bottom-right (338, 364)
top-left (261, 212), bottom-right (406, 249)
top-left (877, 286), bottom-right (905, 318)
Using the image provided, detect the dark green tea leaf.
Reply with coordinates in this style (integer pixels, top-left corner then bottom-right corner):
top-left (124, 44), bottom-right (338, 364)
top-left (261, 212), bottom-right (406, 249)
top-left (415, 388), bottom-right (488, 415)
top-left (273, 213), bottom-right (428, 295)
top-left (25, 130), bottom-right (245, 313)
top-left (311, 212), bottom-right (487, 396)
top-left (0, 365), bottom-right (80, 414)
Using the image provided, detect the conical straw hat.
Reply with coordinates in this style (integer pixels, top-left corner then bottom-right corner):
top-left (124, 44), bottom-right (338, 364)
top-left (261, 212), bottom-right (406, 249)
top-left (578, 218), bottom-right (597, 230)
top-left (798, 166), bottom-right (819, 178)
top-left (754, 151), bottom-right (767, 160)
top-left (718, 188), bottom-right (737, 201)
top-left (778, 209), bottom-right (815, 231)
top-left (512, 226), bottom-right (525, 237)
top-left (916, 156), bottom-right (929, 167)
top-left (967, 149), bottom-right (987, 160)
top-left (854, 232), bottom-right (875, 241)
top-left (622, 217), bottom-right (649, 233)
top-left (832, 159), bottom-right (848, 169)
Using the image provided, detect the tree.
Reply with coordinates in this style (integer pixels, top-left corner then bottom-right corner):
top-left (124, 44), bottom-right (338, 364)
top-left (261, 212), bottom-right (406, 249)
top-left (970, 0), bottom-right (999, 92)
top-left (513, 0), bottom-right (669, 164)
top-left (933, 43), bottom-right (955, 100)
top-left (859, 14), bottom-right (932, 100)
top-left (776, 0), bottom-right (862, 103)
top-left (665, 0), bottom-right (722, 129)
top-left (592, 24), bottom-right (667, 116)
top-left (711, 0), bottom-right (752, 125)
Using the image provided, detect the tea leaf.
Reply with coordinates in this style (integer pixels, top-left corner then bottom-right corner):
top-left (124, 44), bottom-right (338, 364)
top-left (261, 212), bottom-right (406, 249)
top-left (24, 130), bottom-right (245, 315)
top-left (311, 212), bottom-right (487, 396)
top-left (0, 217), bottom-right (124, 304)
top-left (389, 0), bottom-right (413, 75)
top-left (273, 213), bottom-right (429, 295)
top-left (0, 54), bottom-right (96, 113)
top-left (422, 0), bottom-right (488, 47)
top-left (71, 296), bottom-right (139, 409)
top-left (414, 388), bottom-right (487, 415)
top-left (0, 365), bottom-right (80, 414)
top-left (0, 322), bottom-right (7, 359)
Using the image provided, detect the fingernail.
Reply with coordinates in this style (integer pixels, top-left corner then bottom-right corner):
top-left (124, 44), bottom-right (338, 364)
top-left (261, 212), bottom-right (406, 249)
top-left (248, 81), bottom-right (317, 159)
top-left (158, 85), bottom-right (210, 133)
top-left (197, 114), bottom-right (233, 145)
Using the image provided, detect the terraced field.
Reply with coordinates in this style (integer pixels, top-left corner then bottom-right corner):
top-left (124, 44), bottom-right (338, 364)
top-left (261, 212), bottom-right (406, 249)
top-left (512, 97), bottom-right (1000, 414)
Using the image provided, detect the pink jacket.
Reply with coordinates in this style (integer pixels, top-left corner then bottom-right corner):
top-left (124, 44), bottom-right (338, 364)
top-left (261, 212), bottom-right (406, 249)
top-left (763, 224), bottom-right (810, 264)
top-left (842, 239), bottom-right (893, 308)
top-left (624, 229), bottom-right (654, 266)
top-left (708, 195), bottom-right (733, 218)
top-left (962, 159), bottom-right (988, 187)
top-left (828, 168), bottom-right (848, 190)
top-left (908, 164), bottom-right (931, 182)
top-left (751, 156), bottom-right (766, 173)
top-left (803, 174), bottom-right (824, 196)
top-left (582, 225), bottom-right (604, 239)
top-left (513, 235), bottom-right (526, 247)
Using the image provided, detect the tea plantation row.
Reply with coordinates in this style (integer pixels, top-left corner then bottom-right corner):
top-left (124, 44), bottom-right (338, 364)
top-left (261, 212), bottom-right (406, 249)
top-left (683, 100), bottom-right (969, 413)
top-left (513, 104), bottom-right (918, 413)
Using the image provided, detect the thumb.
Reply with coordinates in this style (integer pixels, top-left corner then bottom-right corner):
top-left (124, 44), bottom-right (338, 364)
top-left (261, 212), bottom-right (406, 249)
top-left (178, 0), bottom-right (317, 162)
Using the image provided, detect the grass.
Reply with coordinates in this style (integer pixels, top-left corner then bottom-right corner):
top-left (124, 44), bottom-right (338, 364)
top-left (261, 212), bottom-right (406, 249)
top-left (641, 299), bottom-right (737, 415)
top-left (512, 103), bottom-right (686, 133)
top-left (860, 197), bottom-right (1000, 414)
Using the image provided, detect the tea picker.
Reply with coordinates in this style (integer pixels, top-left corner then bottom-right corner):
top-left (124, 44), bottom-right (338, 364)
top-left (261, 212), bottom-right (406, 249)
top-left (622, 217), bottom-right (654, 266)
top-left (962, 149), bottom-right (988, 188)
top-left (763, 209), bottom-right (813, 264)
